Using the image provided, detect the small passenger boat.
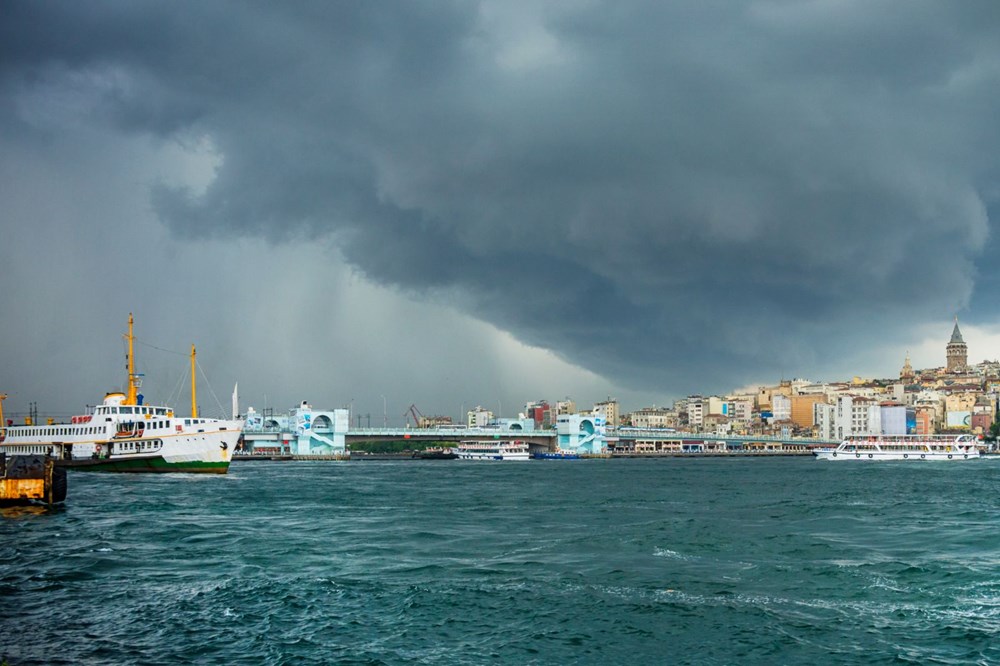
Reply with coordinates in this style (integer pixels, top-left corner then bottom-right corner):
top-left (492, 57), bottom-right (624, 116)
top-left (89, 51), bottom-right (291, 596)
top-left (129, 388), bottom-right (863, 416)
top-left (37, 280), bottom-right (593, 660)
top-left (814, 434), bottom-right (981, 461)
top-left (531, 450), bottom-right (581, 460)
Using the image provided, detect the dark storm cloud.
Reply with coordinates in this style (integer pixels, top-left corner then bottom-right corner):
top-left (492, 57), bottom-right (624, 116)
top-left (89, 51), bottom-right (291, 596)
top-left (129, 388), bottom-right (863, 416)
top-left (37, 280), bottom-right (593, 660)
top-left (5, 1), bottom-right (1000, 392)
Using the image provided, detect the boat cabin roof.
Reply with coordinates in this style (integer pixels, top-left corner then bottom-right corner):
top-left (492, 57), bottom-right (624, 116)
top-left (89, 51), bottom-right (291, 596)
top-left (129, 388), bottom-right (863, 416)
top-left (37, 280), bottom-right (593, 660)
top-left (96, 404), bottom-right (171, 416)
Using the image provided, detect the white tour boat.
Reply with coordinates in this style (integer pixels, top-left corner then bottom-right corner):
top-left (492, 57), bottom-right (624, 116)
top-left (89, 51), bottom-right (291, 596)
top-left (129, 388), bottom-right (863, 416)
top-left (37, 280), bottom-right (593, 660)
top-left (0, 314), bottom-right (242, 473)
top-left (454, 440), bottom-right (531, 461)
top-left (814, 434), bottom-right (981, 461)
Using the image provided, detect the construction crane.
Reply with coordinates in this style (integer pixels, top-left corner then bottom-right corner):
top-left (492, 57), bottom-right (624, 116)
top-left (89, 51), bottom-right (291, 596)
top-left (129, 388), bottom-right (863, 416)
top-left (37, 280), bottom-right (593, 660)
top-left (403, 404), bottom-right (425, 428)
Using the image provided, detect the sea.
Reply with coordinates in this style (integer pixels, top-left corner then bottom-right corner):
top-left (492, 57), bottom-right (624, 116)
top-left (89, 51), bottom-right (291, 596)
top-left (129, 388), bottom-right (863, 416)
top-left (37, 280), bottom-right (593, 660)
top-left (3, 457), bottom-right (1000, 665)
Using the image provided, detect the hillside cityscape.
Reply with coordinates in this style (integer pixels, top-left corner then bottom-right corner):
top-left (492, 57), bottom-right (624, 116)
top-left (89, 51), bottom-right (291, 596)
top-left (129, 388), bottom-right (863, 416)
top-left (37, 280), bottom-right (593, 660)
top-left (426, 320), bottom-right (999, 442)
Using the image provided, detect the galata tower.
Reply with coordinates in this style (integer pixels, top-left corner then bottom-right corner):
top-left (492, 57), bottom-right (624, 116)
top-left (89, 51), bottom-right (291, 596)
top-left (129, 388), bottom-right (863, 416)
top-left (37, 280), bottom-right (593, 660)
top-left (946, 319), bottom-right (968, 373)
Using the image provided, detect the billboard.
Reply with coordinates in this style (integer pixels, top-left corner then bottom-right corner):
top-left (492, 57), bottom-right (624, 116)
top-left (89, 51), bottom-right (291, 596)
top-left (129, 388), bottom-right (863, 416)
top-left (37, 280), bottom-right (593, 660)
top-left (945, 411), bottom-right (972, 428)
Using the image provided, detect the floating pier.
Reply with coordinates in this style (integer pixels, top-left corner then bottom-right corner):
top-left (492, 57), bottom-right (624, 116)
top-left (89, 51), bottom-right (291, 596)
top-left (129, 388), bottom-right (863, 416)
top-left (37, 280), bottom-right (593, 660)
top-left (0, 453), bottom-right (67, 506)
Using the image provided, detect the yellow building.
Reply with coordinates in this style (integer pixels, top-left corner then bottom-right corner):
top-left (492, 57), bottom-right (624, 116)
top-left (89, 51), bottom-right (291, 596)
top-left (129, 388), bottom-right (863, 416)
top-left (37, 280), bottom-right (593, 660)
top-left (790, 395), bottom-right (826, 428)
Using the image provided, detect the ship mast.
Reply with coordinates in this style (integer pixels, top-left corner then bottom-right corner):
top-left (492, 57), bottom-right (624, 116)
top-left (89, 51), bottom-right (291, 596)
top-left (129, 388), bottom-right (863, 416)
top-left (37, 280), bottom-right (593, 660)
top-left (126, 313), bottom-right (139, 405)
top-left (0, 393), bottom-right (7, 440)
top-left (191, 344), bottom-right (198, 418)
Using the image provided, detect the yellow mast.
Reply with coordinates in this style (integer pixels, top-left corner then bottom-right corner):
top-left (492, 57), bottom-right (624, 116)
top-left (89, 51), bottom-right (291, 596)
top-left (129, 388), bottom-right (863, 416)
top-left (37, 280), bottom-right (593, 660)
top-left (125, 313), bottom-right (138, 405)
top-left (191, 344), bottom-right (198, 418)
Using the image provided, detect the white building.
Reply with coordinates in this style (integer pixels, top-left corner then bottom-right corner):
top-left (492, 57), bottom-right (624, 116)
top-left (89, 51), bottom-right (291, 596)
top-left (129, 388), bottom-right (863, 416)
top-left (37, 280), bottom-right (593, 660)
top-left (880, 404), bottom-right (907, 435)
top-left (725, 398), bottom-right (753, 422)
top-left (815, 395), bottom-right (882, 440)
top-left (466, 406), bottom-right (493, 427)
top-left (772, 394), bottom-right (792, 422)
top-left (244, 402), bottom-right (349, 454)
top-left (686, 398), bottom-right (705, 428)
top-left (556, 414), bottom-right (607, 454)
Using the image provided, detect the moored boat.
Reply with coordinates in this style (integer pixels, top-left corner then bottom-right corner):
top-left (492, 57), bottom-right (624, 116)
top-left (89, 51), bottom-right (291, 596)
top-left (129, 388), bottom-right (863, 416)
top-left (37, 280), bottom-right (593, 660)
top-left (454, 440), bottom-right (530, 461)
top-left (0, 314), bottom-right (242, 473)
top-left (413, 447), bottom-right (458, 460)
top-left (531, 450), bottom-right (581, 460)
top-left (814, 434), bottom-right (981, 461)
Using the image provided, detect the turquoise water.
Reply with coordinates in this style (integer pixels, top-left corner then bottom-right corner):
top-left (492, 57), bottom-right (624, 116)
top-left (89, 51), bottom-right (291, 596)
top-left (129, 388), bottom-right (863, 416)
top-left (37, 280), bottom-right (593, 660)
top-left (3, 458), bottom-right (1000, 665)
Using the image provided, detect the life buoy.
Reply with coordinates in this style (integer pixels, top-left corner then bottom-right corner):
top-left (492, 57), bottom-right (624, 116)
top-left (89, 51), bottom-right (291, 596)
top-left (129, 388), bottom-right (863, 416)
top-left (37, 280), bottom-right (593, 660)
top-left (920, 454), bottom-right (925, 459)
top-left (903, 454), bottom-right (908, 459)
top-left (964, 454), bottom-right (968, 459)
top-left (948, 454), bottom-right (953, 459)
top-left (868, 454), bottom-right (873, 459)
top-left (856, 453), bottom-right (861, 458)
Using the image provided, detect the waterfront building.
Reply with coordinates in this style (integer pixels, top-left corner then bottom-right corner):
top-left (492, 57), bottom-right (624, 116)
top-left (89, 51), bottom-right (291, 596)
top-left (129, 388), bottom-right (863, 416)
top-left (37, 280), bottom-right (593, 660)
top-left (771, 394), bottom-right (791, 422)
top-left (879, 403), bottom-right (907, 435)
top-left (556, 413), bottom-right (607, 454)
top-left (555, 399), bottom-right (576, 416)
top-left (419, 414), bottom-right (453, 428)
top-left (915, 407), bottom-right (935, 435)
top-left (815, 395), bottom-right (882, 440)
top-left (755, 386), bottom-right (773, 412)
top-left (724, 399), bottom-right (750, 424)
top-left (813, 403), bottom-right (835, 440)
top-left (495, 417), bottom-right (535, 431)
top-left (703, 413), bottom-right (734, 435)
top-left (790, 394), bottom-right (826, 428)
top-left (243, 401), bottom-right (349, 455)
top-left (628, 407), bottom-right (676, 429)
top-left (946, 319), bottom-right (968, 373)
top-left (466, 406), bottom-right (493, 427)
top-left (593, 398), bottom-right (620, 429)
top-left (685, 397), bottom-right (704, 428)
top-left (707, 396), bottom-right (725, 416)
top-left (524, 400), bottom-right (552, 428)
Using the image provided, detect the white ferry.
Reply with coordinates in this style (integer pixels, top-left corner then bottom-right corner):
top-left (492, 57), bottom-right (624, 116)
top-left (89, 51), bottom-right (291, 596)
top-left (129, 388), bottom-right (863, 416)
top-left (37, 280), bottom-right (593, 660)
top-left (454, 440), bottom-right (530, 461)
top-left (814, 434), bottom-right (981, 461)
top-left (0, 315), bottom-right (242, 473)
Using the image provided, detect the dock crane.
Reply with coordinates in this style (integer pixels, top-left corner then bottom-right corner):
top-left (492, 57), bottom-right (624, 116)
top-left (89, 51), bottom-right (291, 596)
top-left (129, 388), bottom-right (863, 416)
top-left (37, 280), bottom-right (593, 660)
top-left (403, 404), bottom-right (426, 428)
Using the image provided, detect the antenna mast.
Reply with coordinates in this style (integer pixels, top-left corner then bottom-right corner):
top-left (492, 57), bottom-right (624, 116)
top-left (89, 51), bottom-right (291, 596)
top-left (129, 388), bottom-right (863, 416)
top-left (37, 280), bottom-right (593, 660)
top-left (191, 344), bottom-right (198, 418)
top-left (126, 313), bottom-right (139, 405)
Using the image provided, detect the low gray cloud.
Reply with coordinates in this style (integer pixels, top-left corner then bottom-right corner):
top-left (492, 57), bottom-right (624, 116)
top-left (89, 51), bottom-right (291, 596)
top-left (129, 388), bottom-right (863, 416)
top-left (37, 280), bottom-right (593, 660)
top-left (3, 1), bottom-right (1000, 402)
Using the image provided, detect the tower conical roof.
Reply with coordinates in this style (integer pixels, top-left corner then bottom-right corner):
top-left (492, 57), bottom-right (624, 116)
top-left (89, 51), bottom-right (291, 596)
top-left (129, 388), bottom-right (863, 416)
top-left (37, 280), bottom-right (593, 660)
top-left (950, 319), bottom-right (965, 344)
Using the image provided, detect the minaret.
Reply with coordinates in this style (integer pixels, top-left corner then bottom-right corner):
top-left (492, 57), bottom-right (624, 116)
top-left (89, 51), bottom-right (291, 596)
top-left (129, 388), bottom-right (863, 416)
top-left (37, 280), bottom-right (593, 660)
top-left (900, 351), bottom-right (915, 381)
top-left (946, 318), bottom-right (968, 373)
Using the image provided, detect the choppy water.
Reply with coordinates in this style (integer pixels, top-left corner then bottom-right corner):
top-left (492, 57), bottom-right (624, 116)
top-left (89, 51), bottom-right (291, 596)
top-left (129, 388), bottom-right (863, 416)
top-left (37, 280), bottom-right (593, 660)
top-left (3, 458), bottom-right (1000, 665)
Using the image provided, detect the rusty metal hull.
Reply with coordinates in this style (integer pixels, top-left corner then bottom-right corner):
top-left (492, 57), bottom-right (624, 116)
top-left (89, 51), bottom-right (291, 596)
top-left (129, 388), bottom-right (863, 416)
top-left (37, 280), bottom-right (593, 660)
top-left (0, 454), bottom-right (67, 505)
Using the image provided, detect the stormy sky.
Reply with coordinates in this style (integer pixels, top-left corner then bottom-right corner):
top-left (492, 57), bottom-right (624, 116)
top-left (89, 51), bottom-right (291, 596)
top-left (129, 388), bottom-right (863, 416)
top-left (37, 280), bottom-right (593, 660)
top-left (3, 1), bottom-right (1000, 423)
